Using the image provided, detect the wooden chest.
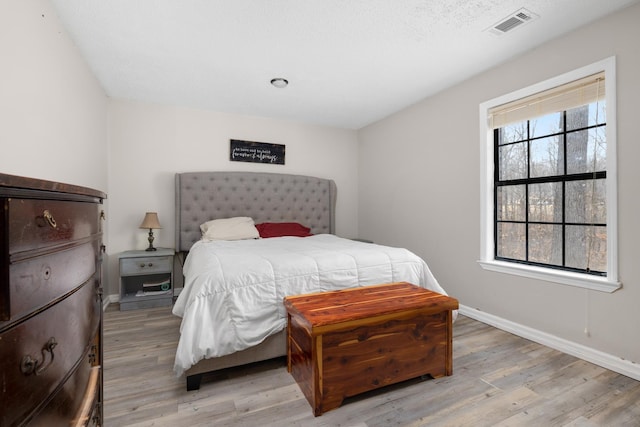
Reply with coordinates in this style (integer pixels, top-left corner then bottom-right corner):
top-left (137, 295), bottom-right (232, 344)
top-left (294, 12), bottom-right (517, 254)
top-left (283, 282), bottom-right (458, 416)
top-left (0, 173), bottom-right (105, 426)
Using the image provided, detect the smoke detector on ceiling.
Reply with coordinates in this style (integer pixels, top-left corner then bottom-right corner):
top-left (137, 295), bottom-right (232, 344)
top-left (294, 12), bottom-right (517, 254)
top-left (487, 8), bottom-right (538, 36)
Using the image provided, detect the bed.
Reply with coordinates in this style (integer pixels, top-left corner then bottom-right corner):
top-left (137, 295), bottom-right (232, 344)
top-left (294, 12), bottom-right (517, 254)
top-left (173, 171), bottom-right (448, 390)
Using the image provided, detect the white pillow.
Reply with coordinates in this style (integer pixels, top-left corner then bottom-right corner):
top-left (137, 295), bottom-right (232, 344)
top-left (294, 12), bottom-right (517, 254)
top-left (200, 216), bottom-right (259, 241)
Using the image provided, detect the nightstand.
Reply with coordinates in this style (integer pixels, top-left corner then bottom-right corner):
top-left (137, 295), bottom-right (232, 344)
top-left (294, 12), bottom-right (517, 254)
top-left (119, 248), bottom-right (174, 311)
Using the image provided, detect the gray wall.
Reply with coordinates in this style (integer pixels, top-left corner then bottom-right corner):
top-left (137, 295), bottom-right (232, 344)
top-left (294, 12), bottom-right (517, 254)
top-left (0, 0), bottom-right (108, 192)
top-left (358, 3), bottom-right (640, 369)
top-left (105, 99), bottom-right (359, 297)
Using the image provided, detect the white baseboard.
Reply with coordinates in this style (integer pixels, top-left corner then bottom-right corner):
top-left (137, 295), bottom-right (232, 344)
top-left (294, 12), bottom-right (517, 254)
top-left (103, 293), bottom-right (119, 310)
top-left (459, 304), bottom-right (640, 381)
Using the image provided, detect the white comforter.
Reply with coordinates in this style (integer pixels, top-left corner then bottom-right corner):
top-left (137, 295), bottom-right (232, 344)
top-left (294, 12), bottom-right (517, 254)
top-left (172, 234), bottom-right (447, 375)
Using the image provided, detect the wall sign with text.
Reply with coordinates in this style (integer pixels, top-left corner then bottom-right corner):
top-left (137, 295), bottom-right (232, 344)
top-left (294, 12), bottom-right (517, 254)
top-left (229, 139), bottom-right (285, 165)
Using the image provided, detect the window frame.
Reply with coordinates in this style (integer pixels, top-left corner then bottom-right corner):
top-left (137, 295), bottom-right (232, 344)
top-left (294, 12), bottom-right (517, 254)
top-left (478, 57), bottom-right (620, 292)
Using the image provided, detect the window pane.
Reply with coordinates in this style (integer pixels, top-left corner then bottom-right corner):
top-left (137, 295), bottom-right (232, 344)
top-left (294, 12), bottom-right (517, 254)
top-left (497, 222), bottom-right (525, 260)
top-left (497, 185), bottom-right (525, 221)
top-left (528, 182), bottom-right (562, 223)
top-left (566, 180), bottom-right (606, 224)
top-left (530, 135), bottom-right (563, 178)
top-left (566, 128), bottom-right (606, 174)
top-left (499, 121), bottom-right (528, 144)
top-left (566, 225), bottom-right (607, 272)
top-left (489, 69), bottom-right (612, 279)
top-left (567, 101), bottom-right (605, 130)
top-left (528, 224), bottom-right (563, 266)
top-left (530, 112), bottom-right (562, 138)
top-left (499, 142), bottom-right (527, 181)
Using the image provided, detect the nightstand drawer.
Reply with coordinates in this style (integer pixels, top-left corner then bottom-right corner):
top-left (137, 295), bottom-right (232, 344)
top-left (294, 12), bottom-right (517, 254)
top-left (120, 256), bottom-right (172, 276)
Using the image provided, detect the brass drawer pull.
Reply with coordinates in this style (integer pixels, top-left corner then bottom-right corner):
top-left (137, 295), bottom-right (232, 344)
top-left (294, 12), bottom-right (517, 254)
top-left (20, 337), bottom-right (58, 376)
top-left (89, 349), bottom-right (97, 365)
top-left (42, 210), bottom-right (58, 229)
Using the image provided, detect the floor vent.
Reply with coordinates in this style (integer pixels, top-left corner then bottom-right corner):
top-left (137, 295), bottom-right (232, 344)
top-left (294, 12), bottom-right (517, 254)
top-left (488, 8), bottom-right (538, 35)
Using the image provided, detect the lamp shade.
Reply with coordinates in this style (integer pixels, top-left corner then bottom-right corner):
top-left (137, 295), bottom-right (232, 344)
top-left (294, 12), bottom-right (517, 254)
top-left (139, 212), bottom-right (162, 229)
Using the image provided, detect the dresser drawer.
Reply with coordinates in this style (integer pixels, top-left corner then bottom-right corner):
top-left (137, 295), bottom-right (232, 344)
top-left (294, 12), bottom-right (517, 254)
top-left (120, 255), bottom-right (172, 276)
top-left (7, 198), bottom-right (100, 254)
top-left (1, 240), bottom-right (98, 328)
top-left (28, 359), bottom-right (101, 427)
top-left (0, 281), bottom-right (100, 426)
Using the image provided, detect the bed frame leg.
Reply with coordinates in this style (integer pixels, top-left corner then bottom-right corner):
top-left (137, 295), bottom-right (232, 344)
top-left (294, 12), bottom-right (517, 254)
top-left (186, 373), bottom-right (203, 391)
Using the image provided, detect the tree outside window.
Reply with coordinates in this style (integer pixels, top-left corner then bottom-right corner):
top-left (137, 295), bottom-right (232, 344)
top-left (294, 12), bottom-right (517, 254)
top-left (495, 98), bottom-right (606, 275)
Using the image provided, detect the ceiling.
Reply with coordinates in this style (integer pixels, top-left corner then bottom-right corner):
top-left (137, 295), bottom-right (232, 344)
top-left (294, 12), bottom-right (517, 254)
top-left (51, 0), bottom-right (639, 130)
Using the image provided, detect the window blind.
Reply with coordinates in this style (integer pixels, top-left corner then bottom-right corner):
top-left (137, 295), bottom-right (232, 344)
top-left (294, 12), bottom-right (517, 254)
top-left (488, 72), bottom-right (605, 129)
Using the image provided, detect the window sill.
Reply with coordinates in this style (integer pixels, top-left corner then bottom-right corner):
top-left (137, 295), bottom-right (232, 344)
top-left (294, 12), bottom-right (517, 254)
top-left (477, 260), bottom-right (621, 293)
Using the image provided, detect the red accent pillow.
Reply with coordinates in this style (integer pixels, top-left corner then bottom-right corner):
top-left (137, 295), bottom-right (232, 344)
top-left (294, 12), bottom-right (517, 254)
top-left (255, 222), bottom-right (313, 238)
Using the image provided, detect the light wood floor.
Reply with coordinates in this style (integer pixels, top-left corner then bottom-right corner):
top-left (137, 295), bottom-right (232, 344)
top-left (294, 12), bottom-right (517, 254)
top-left (103, 305), bottom-right (640, 426)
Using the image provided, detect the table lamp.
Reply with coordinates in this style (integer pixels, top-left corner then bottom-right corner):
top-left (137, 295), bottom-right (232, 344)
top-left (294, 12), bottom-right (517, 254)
top-left (139, 212), bottom-right (161, 251)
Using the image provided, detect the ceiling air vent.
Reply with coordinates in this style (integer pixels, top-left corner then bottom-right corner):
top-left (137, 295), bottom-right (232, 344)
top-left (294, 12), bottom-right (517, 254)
top-left (487, 8), bottom-right (538, 36)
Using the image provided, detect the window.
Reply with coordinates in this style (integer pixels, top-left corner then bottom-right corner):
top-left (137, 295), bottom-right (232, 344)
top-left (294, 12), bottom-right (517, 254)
top-left (479, 58), bottom-right (619, 292)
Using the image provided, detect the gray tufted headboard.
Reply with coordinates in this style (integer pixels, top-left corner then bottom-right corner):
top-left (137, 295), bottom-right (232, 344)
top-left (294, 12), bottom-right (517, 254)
top-left (175, 171), bottom-right (337, 252)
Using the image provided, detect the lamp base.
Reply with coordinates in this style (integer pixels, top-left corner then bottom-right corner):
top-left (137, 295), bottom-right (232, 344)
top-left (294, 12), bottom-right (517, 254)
top-left (146, 229), bottom-right (157, 251)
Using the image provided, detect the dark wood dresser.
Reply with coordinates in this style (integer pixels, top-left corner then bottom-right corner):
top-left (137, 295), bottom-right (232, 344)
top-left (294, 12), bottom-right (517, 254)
top-left (0, 173), bottom-right (106, 426)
